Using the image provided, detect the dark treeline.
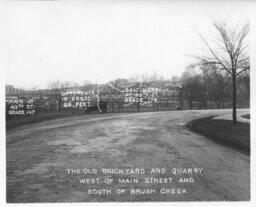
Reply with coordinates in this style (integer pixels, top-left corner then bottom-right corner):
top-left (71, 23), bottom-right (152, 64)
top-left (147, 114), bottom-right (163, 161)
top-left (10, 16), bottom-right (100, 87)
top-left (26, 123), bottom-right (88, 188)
top-left (6, 67), bottom-right (250, 114)
top-left (46, 66), bottom-right (249, 111)
top-left (179, 65), bottom-right (249, 110)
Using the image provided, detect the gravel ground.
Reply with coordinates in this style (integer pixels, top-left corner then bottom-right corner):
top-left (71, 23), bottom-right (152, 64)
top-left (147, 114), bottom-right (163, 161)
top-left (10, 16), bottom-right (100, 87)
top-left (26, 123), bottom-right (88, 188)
top-left (6, 109), bottom-right (250, 202)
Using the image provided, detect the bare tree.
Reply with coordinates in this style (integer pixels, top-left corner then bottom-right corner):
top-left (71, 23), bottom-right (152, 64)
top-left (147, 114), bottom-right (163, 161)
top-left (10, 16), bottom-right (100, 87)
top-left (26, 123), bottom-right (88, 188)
top-left (181, 66), bottom-right (203, 110)
top-left (194, 20), bottom-right (249, 125)
top-left (48, 80), bottom-right (72, 112)
top-left (83, 80), bottom-right (92, 86)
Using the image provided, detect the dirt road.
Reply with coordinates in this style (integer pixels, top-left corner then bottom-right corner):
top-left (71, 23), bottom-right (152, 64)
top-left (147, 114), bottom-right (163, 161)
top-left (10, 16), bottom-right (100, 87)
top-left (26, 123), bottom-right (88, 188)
top-left (6, 109), bottom-right (250, 202)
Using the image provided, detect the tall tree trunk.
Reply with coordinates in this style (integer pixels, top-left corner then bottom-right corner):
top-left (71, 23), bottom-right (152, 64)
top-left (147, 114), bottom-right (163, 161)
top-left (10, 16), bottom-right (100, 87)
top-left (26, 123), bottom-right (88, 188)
top-left (137, 101), bottom-right (140, 112)
top-left (204, 75), bottom-right (208, 109)
top-left (232, 74), bottom-right (237, 125)
top-left (57, 95), bottom-right (62, 112)
top-left (137, 90), bottom-right (141, 112)
top-left (215, 101), bottom-right (219, 109)
top-left (222, 99), bottom-right (225, 109)
top-left (188, 98), bottom-right (193, 110)
top-left (112, 101), bottom-right (114, 112)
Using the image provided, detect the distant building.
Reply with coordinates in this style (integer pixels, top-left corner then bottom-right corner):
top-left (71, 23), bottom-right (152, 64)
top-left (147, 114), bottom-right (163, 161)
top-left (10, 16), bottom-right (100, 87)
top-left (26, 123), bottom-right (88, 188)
top-left (5, 85), bottom-right (27, 95)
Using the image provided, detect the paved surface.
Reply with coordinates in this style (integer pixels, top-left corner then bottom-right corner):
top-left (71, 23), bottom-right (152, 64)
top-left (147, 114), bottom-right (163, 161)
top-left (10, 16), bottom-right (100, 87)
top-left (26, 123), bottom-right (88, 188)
top-left (6, 109), bottom-right (250, 202)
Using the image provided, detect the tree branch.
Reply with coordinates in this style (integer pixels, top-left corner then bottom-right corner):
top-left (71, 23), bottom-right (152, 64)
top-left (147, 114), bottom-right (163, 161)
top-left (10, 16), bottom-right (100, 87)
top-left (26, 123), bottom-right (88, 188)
top-left (236, 67), bottom-right (250, 77)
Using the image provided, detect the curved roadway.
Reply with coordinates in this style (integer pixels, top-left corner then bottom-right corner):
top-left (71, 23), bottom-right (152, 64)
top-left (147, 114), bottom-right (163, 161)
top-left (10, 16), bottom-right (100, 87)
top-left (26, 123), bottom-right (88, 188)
top-left (6, 109), bottom-right (250, 202)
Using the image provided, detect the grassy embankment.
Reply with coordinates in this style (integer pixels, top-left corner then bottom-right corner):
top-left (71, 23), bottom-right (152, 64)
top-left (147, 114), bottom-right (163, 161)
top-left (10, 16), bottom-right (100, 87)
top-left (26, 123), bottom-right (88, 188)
top-left (6, 112), bottom-right (86, 131)
top-left (187, 116), bottom-right (250, 155)
top-left (5, 104), bottom-right (172, 131)
top-left (241, 114), bottom-right (250, 119)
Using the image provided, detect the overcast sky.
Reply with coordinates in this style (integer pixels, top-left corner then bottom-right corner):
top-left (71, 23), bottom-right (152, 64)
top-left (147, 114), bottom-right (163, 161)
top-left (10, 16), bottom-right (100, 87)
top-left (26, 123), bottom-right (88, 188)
top-left (2, 0), bottom-right (254, 89)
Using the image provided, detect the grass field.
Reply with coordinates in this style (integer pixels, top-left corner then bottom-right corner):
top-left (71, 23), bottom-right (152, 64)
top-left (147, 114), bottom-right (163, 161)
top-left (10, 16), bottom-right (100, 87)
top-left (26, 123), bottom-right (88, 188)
top-left (6, 112), bottom-right (87, 131)
top-left (241, 114), bottom-right (250, 119)
top-left (187, 116), bottom-right (250, 155)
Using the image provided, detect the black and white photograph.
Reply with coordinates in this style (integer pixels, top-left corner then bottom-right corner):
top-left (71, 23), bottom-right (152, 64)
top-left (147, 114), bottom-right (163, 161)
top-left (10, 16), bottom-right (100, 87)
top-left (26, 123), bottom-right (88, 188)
top-left (1, 0), bottom-right (256, 206)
